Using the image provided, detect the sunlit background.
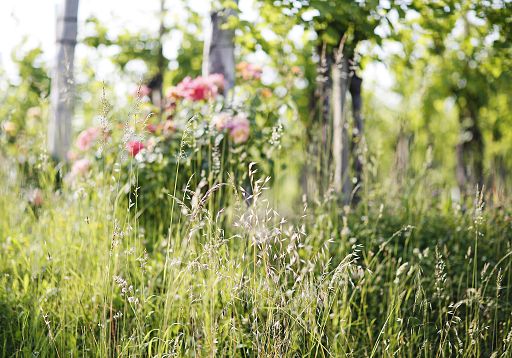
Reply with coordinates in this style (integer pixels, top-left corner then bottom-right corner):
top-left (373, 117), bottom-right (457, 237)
top-left (0, 0), bottom-right (394, 103)
top-left (1, 1), bottom-right (512, 356)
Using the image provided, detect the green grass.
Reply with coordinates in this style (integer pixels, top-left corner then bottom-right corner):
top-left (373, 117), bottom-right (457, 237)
top-left (0, 147), bottom-right (511, 357)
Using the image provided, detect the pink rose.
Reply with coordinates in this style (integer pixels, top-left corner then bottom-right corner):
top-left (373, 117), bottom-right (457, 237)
top-left (228, 114), bottom-right (250, 144)
top-left (167, 87), bottom-right (181, 101)
top-left (188, 78), bottom-right (211, 101)
top-left (71, 158), bottom-right (91, 177)
top-left (76, 127), bottom-right (101, 151)
top-left (137, 84), bottom-right (151, 98)
top-left (163, 120), bottom-right (176, 137)
top-left (207, 73), bottom-right (226, 91)
top-left (170, 74), bottom-right (225, 102)
top-left (126, 140), bottom-right (145, 157)
top-left (212, 112), bottom-right (232, 131)
top-left (236, 62), bottom-right (262, 80)
top-left (67, 150), bottom-right (79, 161)
top-left (28, 188), bottom-right (44, 207)
top-left (146, 123), bottom-right (157, 133)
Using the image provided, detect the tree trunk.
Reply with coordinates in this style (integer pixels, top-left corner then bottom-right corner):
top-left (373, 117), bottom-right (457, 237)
top-left (490, 154), bottom-right (506, 203)
top-left (48, 0), bottom-right (79, 161)
top-left (394, 128), bottom-right (412, 186)
top-left (301, 43), bottom-right (333, 199)
top-left (349, 73), bottom-right (363, 201)
top-left (151, 0), bottom-right (166, 118)
top-left (456, 107), bottom-right (484, 194)
top-left (203, 1), bottom-right (238, 93)
top-left (489, 125), bottom-right (507, 203)
top-left (331, 55), bottom-right (351, 203)
top-left (319, 47), bottom-right (332, 157)
top-left (158, 0), bottom-right (165, 120)
top-left (318, 45), bottom-right (332, 194)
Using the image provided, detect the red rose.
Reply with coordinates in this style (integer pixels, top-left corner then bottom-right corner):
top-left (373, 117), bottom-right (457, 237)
top-left (146, 123), bottom-right (157, 133)
top-left (126, 140), bottom-right (145, 156)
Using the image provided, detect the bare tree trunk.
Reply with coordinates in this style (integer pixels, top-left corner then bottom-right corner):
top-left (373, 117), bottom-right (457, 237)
top-left (394, 128), bottom-right (412, 186)
top-left (332, 55), bottom-right (351, 203)
top-left (301, 43), bottom-right (332, 199)
top-left (151, 0), bottom-right (166, 118)
top-left (48, 0), bottom-right (79, 161)
top-left (349, 73), bottom-right (363, 201)
top-left (203, 1), bottom-right (238, 93)
top-left (319, 46), bottom-right (332, 157)
top-left (318, 44), bottom-right (332, 194)
top-left (489, 154), bottom-right (506, 204)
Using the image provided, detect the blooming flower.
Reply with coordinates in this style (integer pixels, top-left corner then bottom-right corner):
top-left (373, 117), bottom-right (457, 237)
top-left (207, 73), bottom-right (226, 90)
top-left (67, 150), bottom-right (79, 161)
top-left (228, 113), bottom-right (250, 144)
top-left (165, 98), bottom-right (178, 112)
top-left (137, 85), bottom-right (152, 98)
top-left (28, 188), bottom-right (44, 207)
top-left (166, 88), bottom-right (181, 112)
top-left (27, 107), bottom-right (42, 119)
top-left (146, 137), bottom-right (158, 152)
top-left (291, 66), bottom-right (302, 75)
top-left (126, 140), bottom-right (145, 157)
top-left (2, 121), bottom-right (17, 136)
top-left (76, 127), bottom-right (101, 151)
top-left (212, 112), bottom-right (232, 131)
top-left (146, 123), bottom-right (157, 133)
top-left (170, 74), bottom-right (225, 102)
top-left (163, 120), bottom-right (176, 137)
top-left (236, 62), bottom-right (263, 80)
top-left (71, 158), bottom-right (91, 177)
top-left (261, 88), bottom-right (273, 98)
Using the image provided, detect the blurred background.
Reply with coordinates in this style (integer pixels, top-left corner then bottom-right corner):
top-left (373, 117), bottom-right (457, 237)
top-left (0, 0), bottom-right (511, 209)
top-left (1, 2), bottom-right (512, 356)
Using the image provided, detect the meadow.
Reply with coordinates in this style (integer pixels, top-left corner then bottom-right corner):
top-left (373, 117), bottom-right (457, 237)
top-left (1, 96), bottom-right (511, 356)
top-left (1, 0), bottom-right (512, 357)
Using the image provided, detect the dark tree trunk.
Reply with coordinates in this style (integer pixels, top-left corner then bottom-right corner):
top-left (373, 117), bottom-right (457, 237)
top-left (203, 2), bottom-right (238, 93)
top-left (456, 107), bottom-right (484, 194)
top-left (319, 47), bottom-right (332, 156)
top-left (305, 37), bottom-right (364, 205)
top-left (302, 43), bottom-right (332, 198)
top-left (349, 73), bottom-right (363, 201)
top-left (489, 125), bottom-right (507, 203)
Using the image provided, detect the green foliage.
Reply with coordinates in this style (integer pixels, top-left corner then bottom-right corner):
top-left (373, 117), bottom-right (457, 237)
top-left (82, 4), bottom-right (205, 88)
top-left (1, 0), bottom-right (512, 356)
top-left (0, 44), bottom-right (49, 137)
top-left (1, 147), bottom-right (511, 356)
top-left (387, 0), bottom-right (512, 190)
top-left (270, 0), bottom-right (408, 52)
top-left (0, 44), bottom-right (51, 191)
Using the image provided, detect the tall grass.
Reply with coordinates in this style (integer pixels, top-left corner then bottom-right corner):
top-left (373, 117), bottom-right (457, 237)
top-left (0, 113), bottom-right (511, 357)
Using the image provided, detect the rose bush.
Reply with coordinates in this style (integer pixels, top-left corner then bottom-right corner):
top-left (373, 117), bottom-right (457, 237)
top-left (65, 63), bottom-right (298, 231)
